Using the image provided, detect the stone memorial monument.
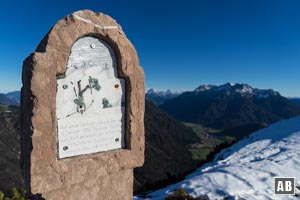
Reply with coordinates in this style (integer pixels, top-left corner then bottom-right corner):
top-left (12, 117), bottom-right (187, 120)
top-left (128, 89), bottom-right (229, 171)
top-left (21, 10), bottom-right (145, 200)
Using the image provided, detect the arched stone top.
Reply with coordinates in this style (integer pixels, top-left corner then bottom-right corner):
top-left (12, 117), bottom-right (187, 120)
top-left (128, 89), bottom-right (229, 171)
top-left (35, 10), bottom-right (140, 77)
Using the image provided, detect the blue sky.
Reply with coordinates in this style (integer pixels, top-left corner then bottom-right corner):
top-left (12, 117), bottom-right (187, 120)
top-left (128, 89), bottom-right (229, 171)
top-left (0, 0), bottom-right (300, 97)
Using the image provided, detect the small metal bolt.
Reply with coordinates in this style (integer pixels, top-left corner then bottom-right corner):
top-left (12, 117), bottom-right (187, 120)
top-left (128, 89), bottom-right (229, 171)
top-left (115, 138), bottom-right (119, 142)
top-left (63, 84), bottom-right (68, 89)
top-left (90, 44), bottom-right (96, 49)
top-left (63, 146), bottom-right (68, 151)
top-left (114, 84), bottom-right (119, 89)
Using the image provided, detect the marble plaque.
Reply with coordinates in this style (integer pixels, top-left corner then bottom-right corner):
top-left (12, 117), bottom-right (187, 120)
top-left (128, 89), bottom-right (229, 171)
top-left (56, 36), bottom-right (125, 159)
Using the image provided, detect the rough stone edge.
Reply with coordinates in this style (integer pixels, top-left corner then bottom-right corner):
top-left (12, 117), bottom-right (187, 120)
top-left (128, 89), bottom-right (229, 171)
top-left (21, 9), bottom-right (145, 197)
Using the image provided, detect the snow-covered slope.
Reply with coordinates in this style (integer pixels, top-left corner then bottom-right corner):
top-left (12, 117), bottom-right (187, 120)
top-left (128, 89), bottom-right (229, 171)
top-left (136, 116), bottom-right (300, 200)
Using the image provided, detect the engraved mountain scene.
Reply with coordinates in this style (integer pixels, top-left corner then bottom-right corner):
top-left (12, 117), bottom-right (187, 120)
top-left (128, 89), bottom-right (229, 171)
top-left (56, 37), bottom-right (125, 118)
top-left (56, 36), bottom-right (126, 158)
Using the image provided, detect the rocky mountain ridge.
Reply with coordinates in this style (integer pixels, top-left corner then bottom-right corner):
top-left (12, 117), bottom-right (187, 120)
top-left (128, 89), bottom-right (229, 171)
top-left (146, 88), bottom-right (182, 105)
top-left (160, 83), bottom-right (300, 133)
top-left (0, 91), bottom-right (20, 105)
top-left (194, 83), bottom-right (280, 98)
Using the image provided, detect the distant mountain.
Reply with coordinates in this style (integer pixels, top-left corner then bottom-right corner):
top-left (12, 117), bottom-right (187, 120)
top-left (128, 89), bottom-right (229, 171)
top-left (0, 91), bottom-right (20, 105)
top-left (6, 91), bottom-right (20, 105)
top-left (0, 94), bottom-right (16, 105)
top-left (146, 89), bottom-right (182, 105)
top-left (134, 100), bottom-right (199, 193)
top-left (160, 83), bottom-right (300, 133)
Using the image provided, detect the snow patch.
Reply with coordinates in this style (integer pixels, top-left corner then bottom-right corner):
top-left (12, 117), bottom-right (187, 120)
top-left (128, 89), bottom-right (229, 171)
top-left (146, 88), bottom-right (182, 96)
top-left (72, 12), bottom-right (120, 31)
top-left (234, 84), bottom-right (253, 95)
top-left (195, 84), bottom-right (213, 92)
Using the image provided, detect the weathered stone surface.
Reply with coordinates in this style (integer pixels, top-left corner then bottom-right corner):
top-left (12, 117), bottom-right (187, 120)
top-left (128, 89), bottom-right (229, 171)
top-left (21, 10), bottom-right (144, 199)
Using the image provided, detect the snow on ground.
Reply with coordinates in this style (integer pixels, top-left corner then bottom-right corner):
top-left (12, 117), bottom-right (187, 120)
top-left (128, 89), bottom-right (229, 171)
top-left (135, 116), bottom-right (300, 200)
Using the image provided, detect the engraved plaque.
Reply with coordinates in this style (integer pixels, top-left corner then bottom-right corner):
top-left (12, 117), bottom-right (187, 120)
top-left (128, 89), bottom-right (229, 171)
top-left (56, 36), bottom-right (125, 159)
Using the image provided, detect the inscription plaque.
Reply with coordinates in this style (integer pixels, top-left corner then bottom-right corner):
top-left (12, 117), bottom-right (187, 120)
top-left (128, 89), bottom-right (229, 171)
top-left (56, 36), bottom-right (125, 159)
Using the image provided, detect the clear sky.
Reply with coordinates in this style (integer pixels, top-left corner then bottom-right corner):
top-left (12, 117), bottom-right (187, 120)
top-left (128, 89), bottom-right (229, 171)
top-left (1, 0), bottom-right (300, 97)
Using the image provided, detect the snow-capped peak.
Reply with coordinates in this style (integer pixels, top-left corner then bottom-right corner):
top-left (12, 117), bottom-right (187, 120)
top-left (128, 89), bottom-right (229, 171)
top-left (194, 83), bottom-right (254, 96)
top-left (194, 84), bottom-right (214, 92)
top-left (146, 88), bottom-right (182, 96)
top-left (146, 88), bottom-right (157, 95)
top-left (193, 83), bottom-right (281, 98)
top-left (234, 83), bottom-right (254, 95)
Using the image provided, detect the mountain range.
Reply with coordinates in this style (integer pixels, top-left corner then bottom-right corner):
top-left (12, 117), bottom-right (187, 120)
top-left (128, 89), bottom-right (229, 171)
top-left (159, 83), bottom-right (300, 137)
top-left (145, 89), bottom-right (182, 105)
top-left (0, 91), bottom-right (20, 105)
